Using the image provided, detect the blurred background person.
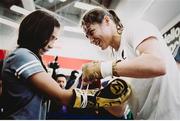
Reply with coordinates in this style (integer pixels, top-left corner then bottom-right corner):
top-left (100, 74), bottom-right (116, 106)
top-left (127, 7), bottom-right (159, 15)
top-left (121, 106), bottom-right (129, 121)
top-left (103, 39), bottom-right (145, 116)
top-left (65, 70), bottom-right (79, 89)
top-left (48, 56), bottom-right (60, 80)
top-left (56, 74), bottom-right (67, 89)
top-left (47, 73), bottom-right (69, 119)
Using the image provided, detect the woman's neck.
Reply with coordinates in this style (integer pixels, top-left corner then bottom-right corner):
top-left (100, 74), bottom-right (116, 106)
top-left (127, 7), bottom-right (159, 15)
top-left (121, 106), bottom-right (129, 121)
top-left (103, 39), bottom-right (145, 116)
top-left (111, 33), bottom-right (121, 51)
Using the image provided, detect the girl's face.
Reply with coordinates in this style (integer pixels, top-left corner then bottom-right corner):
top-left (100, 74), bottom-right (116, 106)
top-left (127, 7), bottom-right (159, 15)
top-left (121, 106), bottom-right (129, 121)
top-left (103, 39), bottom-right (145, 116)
top-left (84, 16), bottom-right (114, 50)
top-left (39, 27), bottom-right (60, 55)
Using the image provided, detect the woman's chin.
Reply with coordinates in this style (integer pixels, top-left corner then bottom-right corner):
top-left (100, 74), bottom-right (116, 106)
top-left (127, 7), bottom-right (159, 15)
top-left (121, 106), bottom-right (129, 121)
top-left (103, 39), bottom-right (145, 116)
top-left (100, 46), bottom-right (107, 50)
top-left (101, 47), bottom-right (105, 50)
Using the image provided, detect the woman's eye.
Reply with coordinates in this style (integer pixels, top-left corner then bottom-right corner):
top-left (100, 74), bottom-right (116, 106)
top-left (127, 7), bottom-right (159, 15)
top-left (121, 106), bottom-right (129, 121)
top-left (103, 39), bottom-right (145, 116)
top-left (90, 30), bottom-right (94, 36)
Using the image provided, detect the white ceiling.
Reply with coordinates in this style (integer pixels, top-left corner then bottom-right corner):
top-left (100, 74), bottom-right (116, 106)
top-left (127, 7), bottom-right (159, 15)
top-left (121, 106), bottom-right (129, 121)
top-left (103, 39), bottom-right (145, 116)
top-left (115, 0), bottom-right (180, 31)
top-left (1, 0), bottom-right (180, 33)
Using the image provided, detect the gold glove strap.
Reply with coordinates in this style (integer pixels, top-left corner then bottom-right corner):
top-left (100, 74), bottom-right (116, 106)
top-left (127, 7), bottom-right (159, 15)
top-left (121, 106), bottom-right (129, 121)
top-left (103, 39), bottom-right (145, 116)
top-left (112, 60), bottom-right (121, 77)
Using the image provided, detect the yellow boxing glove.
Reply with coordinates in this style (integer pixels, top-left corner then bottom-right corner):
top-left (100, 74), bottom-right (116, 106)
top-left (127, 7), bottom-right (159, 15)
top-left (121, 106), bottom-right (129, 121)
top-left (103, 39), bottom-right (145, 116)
top-left (72, 78), bottom-right (131, 108)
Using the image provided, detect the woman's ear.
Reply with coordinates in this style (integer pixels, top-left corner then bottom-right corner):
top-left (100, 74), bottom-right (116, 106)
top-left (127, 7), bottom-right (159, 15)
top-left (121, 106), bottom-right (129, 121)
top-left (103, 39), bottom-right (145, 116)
top-left (103, 15), bottom-right (110, 25)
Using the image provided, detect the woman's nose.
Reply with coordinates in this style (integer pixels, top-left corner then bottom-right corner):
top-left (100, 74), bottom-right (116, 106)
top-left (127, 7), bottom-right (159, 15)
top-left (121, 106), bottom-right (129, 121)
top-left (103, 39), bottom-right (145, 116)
top-left (89, 37), bottom-right (95, 44)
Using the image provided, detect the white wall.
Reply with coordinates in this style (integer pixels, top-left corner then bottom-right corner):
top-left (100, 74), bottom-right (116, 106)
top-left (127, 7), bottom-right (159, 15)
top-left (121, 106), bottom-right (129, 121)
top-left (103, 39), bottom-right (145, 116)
top-left (142, 0), bottom-right (180, 31)
top-left (47, 34), bottom-right (112, 61)
top-left (161, 13), bottom-right (180, 34)
top-left (115, 0), bottom-right (180, 31)
top-left (115, 0), bottom-right (150, 21)
top-left (0, 24), bottom-right (18, 50)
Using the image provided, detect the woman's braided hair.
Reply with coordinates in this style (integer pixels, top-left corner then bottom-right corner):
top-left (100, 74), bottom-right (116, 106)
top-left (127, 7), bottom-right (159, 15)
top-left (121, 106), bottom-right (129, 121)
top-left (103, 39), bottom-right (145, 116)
top-left (81, 7), bottom-right (123, 34)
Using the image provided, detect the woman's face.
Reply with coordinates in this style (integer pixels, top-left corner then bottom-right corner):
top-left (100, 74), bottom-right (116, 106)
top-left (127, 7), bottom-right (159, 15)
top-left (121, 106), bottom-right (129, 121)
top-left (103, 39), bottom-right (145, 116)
top-left (39, 27), bottom-right (60, 55)
top-left (84, 16), bottom-right (114, 50)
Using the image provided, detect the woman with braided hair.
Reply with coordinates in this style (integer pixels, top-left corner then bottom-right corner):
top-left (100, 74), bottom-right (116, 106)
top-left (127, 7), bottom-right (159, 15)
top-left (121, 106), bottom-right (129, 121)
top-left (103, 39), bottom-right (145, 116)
top-left (81, 7), bottom-right (180, 119)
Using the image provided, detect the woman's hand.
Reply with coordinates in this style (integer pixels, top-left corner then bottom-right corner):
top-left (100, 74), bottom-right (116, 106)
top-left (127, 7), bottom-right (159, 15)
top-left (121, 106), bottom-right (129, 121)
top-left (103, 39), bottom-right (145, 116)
top-left (82, 61), bottom-right (103, 84)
